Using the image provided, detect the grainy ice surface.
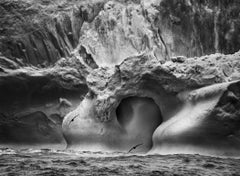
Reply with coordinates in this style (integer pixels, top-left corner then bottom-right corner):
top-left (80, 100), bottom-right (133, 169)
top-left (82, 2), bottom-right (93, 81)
top-left (0, 148), bottom-right (240, 176)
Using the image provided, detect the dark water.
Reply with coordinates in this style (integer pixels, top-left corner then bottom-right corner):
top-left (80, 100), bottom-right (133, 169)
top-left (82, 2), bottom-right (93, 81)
top-left (0, 148), bottom-right (240, 176)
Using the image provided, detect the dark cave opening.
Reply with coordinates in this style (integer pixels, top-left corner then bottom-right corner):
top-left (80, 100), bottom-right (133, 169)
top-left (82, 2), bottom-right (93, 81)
top-left (116, 96), bottom-right (163, 151)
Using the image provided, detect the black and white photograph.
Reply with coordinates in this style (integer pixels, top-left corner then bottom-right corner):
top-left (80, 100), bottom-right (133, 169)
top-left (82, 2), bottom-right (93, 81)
top-left (0, 0), bottom-right (240, 175)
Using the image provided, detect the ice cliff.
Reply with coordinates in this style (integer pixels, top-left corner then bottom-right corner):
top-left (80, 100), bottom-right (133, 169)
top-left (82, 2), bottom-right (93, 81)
top-left (0, 0), bottom-right (240, 155)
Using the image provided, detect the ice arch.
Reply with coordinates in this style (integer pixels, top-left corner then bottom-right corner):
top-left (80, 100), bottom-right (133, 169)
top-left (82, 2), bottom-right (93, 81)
top-left (116, 97), bottom-right (162, 150)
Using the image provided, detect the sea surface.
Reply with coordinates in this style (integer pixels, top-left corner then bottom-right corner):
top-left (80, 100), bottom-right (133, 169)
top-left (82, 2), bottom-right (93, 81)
top-left (0, 148), bottom-right (240, 176)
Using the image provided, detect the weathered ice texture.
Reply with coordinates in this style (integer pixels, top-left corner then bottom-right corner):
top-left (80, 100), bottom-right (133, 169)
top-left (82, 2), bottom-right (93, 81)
top-left (143, 0), bottom-right (240, 57)
top-left (80, 0), bottom-right (240, 65)
top-left (1, 0), bottom-right (240, 154)
top-left (62, 51), bottom-right (240, 155)
top-left (0, 0), bottom-right (103, 66)
top-left (0, 0), bottom-right (102, 145)
top-left (2, 0), bottom-right (240, 66)
top-left (79, 1), bottom-right (168, 65)
top-left (0, 54), bottom-right (91, 145)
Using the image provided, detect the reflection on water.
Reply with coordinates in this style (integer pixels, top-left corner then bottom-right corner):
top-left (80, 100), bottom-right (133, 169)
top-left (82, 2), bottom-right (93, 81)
top-left (0, 148), bottom-right (240, 176)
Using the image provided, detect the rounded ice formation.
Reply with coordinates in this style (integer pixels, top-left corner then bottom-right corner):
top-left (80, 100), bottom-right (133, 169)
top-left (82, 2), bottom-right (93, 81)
top-left (1, 0), bottom-right (240, 152)
top-left (63, 96), bottom-right (163, 152)
top-left (63, 52), bottom-right (240, 156)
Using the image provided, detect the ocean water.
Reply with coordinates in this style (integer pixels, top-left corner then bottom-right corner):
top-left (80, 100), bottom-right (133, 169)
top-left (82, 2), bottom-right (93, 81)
top-left (0, 148), bottom-right (240, 176)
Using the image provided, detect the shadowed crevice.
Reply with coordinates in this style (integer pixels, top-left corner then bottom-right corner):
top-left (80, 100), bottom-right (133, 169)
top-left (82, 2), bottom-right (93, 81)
top-left (116, 96), bottom-right (163, 151)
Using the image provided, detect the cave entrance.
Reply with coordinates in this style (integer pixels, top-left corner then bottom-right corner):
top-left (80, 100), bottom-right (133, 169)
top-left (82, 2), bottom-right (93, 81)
top-left (116, 96), bottom-right (163, 152)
